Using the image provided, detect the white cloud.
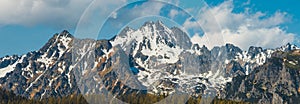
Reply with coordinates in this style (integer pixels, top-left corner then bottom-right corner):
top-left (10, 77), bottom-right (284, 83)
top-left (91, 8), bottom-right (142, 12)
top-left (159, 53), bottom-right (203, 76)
top-left (0, 0), bottom-right (127, 29)
top-left (111, 11), bottom-right (118, 19)
top-left (169, 9), bottom-right (179, 19)
top-left (189, 0), bottom-right (295, 50)
top-left (222, 26), bottom-right (294, 50)
top-left (242, 0), bottom-right (251, 6)
top-left (130, 1), bottom-right (164, 17)
top-left (0, 0), bottom-right (93, 28)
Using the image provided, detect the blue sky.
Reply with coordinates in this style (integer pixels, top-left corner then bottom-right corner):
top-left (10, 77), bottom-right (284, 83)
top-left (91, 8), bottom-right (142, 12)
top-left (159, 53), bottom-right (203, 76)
top-left (232, 0), bottom-right (300, 35)
top-left (0, 0), bottom-right (299, 57)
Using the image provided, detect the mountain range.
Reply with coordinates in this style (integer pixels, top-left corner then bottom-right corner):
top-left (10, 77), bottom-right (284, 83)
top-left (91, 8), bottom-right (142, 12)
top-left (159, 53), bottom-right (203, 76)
top-left (0, 21), bottom-right (300, 104)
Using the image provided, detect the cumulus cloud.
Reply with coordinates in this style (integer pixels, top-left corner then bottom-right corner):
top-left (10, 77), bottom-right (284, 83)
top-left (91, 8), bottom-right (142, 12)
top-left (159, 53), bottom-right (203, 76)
top-left (0, 0), bottom-right (128, 29)
top-left (169, 9), bottom-right (179, 19)
top-left (1, 0), bottom-right (296, 49)
top-left (0, 0), bottom-right (94, 29)
top-left (111, 11), bottom-right (118, 19)
top-left (130, 1), bottom-right (165, 17)
top-left (189, 0), bottom-right (295, 50)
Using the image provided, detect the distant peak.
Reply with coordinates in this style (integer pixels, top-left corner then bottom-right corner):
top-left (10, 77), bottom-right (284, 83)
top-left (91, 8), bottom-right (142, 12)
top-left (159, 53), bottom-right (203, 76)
top-left (248, 46), bottom-right (263, 52)
top-left (156, 20), bottom-right (164, 25)
top-left (117, 26), bottom-right (134, 37)
top-left (142, 21), bottom-right (155, 26)
top-left (122, 26), bottom-right (134, 32)
top-left (142, 20), bottom-right (166, 27)
top-left (39, 30), bottom-right (73, 53)
top-left (225, 43), bottom-right (235, 47)
top-left (61, 30), bottom-right (69, 34)
top-left (277, 42), bottom-right (299, 52)
top-left (155, 20), bottom-right (166, 27)
top-left (57, 30), bottom-right (73, 38)
top-left (282, 43), bottom-right (296, 48)
top-left (283, 43), bottom-right (299, 48)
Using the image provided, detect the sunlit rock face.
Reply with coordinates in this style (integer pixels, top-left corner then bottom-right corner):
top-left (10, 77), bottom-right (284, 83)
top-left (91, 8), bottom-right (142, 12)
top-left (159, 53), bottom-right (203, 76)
top-left (0, 21), bottom-right (299, 104)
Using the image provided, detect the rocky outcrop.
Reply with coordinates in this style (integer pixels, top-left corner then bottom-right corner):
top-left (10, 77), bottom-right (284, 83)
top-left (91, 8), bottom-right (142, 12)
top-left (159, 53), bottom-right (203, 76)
top-left (223, 50), bottom-right (300, 104)
top-left (0, 21), bottom-right (299, 104)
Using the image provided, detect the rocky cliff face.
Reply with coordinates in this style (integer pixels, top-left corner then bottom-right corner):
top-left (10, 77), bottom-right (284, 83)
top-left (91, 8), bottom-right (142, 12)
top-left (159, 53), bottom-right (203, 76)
top-left (223, 50), bottom-right (300, 104)
top-left (0, 31), bottom-right (78, 99)
top-left (0, 21), bottom-right (299, 103)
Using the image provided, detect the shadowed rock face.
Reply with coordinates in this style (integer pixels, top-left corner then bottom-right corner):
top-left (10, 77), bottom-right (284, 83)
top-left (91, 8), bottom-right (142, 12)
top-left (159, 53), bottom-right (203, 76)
top-left (0, 21), bottom-right (299, 104)
top-left (223, 50), bottom-right (300, 104)
top-left (0, 31), bottom-right (77, 99)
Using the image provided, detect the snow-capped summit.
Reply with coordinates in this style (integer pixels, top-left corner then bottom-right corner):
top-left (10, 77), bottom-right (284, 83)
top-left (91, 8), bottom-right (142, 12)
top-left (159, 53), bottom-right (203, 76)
top-left (277, 43), bottom-right (299, 52)
top-left (111, 21), bottom-right (192, 66)
top-left (112, 21), bottom-right (191, 47)
top-left (0, 30), bottom-right (75, 99)
top-left (0, 21), bottom-right (299, 103)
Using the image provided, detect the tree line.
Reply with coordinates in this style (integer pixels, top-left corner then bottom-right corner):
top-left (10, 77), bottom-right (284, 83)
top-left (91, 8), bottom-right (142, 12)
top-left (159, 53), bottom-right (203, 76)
top-left (0, 88), bottom-right (249, 104)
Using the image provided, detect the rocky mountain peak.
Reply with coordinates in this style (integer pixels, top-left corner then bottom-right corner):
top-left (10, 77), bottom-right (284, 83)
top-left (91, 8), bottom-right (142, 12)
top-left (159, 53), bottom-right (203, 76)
top-left (117, 27), bottom-right (134, 37)
top-left (1, 21), bottom-right (300, 103)
top-left (140, 20), bottom-right (172, 35)
top-left (111, 20), bottom-right (192, 56)
top-left (40, 30), bottom-right (73, 53)
top-left (141, 20), bottom-right (163, 27)
top-left (278, 43), bottom-right (299, 52)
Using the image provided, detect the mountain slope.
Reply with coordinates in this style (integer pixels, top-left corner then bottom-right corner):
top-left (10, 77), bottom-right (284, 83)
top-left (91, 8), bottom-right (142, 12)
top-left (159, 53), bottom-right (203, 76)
top-left (0, 31), bottom-right (77, 99)
top-left (224, 50), bottom-right (300, 104)
top-left (0, 21), bottom-right (299, 103)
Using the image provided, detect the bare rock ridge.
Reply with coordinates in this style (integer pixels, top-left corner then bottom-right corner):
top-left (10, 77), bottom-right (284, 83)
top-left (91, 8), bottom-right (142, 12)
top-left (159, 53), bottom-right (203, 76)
top-left (0, 21), bottom-right (299, 103)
